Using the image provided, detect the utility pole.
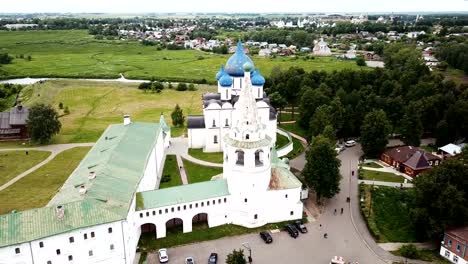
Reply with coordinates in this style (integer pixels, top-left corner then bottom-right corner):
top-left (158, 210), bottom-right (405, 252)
top-left (242, 242), bottom-right (252, 263)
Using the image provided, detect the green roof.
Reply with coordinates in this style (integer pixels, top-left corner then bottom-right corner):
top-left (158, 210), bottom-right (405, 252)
top-left (0, 122), bottom-right (161, 248)
top-left (0, 200), bottom-right (122, 247)
top-left (136, 179), bottom-right (230, 211)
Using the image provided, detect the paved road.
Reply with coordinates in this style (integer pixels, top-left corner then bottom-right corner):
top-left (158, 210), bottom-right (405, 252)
top-left (0, 143), bottom-right (94, 191)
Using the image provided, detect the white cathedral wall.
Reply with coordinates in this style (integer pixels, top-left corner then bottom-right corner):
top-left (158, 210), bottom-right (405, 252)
top-left (204, 128), bottom-right (222, 152)
top-left (137, 129), bottom-right (165, 192)
top-left (188, 129), bottom-right (206, 148)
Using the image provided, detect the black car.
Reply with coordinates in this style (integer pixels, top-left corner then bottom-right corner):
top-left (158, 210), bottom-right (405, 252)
top-left (208, 252), bottom-right (218, 264)
top-left (259, 231), bottom-right (273, 243)
top-left (294, 220), bottom-right (308, 233)
top-left (285, 224), bottom-right (299, 238)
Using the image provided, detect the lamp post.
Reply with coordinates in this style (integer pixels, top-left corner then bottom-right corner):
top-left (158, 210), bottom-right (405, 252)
top-left (242, 242), bottom-right (252, 263)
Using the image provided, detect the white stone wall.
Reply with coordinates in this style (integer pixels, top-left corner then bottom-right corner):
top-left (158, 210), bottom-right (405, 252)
top-left (188, 128), bottom-right (206, 148)
top-left (0, 221), bottom-right (125, 264)
top-left (440, 247), bottom-right (468, 264)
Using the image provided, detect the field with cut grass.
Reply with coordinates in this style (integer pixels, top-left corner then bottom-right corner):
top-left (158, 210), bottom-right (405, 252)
top-left (20, 80), bottom-right (212, 143)
top-left (360, 169), bottom-right (406, 183)
top-left (188, 148), bottom-right (224, 164)
top-left (0, 150), bottom-right (51, 186)
top-left (182, 159), bottom-right (223, 183)
top-left (0, 147), bottom-right (90, 214)
top-left (159, 155), bottom-right (182, 189)
top-left (0, 30), bottom-right (363, 81)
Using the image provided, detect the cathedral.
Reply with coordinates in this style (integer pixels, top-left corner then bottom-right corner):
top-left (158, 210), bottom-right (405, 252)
top-left (0, 41), bottom-right (303, 264)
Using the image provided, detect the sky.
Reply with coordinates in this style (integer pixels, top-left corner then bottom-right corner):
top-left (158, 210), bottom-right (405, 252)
top-left (2, 0), bottom-right (467, 13)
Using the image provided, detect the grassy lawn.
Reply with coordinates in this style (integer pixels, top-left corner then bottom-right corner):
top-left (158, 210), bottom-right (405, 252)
top-left (278, 112), bottom-right (296, 122)
top-left (182, 159), bottom-right (223, 183)
top-left (0, 30), bottom-right (363, 81)
top-left (391, 249), bottom-right (452, 264)
top-left (359, 185), bottom-right (419, 243)
top-left (159, 155), bottom-right (182, 189)
top-left (138, 218), bottom-right (304, 252)
top-left (362, 161), bottom-right (383, 168)
top-left (19, 80), bottom-right (211, 143)
top-left (0, 150), bottom-right (51, 186)
top-left (275, 133), bottom-right (290, 149)
top-left (188, 148), bottom-right (224, 164)
top-left (360, 169), bottom-right (406, 183)
top-left (0, 147), bottom-right (90, 214)
top-left (278, 122), bottom-right (307, 139)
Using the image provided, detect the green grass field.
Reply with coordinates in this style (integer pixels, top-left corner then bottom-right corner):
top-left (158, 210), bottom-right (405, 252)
top-left (0, 150), bottom-right (51, 186)
top-left (188, 148), bottom-right (224, 164)
top-left (182, 159), bottom-right (223, 183)
top-left (361, 185), bottom-right (419, 243)
top-left (362, 161), bottom-right (383, 168)
top-left (275, 133), bottom-right (290, 149)
top-left (159, 155), bottom-right (182, 189)
top-left (0, 147), bottom-right (90, 214)
top-left (0, 30), bottom-right (363, 81)
top-left (361, 169), bottom-right (406, 183)
top-left (20, 80), bottom-right (212, 143)
top-left (278, 122), bottom-right (307, 139)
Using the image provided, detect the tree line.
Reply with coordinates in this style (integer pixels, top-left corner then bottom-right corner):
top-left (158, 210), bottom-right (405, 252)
top-left (267, 43), bottom-right (468, 156)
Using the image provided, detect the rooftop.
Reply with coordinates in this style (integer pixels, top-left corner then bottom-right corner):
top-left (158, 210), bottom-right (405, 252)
top-left (0, 122), bottom-right (162, 248)
top-left (135, 179), bottom-right (230, 210)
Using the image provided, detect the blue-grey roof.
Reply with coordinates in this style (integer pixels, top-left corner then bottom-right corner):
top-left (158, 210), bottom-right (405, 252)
top-left (216, 65), bottom-right (225, 80)
top-left (225, 40), bottom-right (255, 77)
top-left (219, 74), bottom-right (233, 87)
top-left (251, 70), bottom-right (265, 86)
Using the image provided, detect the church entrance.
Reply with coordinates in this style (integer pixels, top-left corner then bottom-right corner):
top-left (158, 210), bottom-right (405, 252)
top-left (192, 213), bottom-right (209, 231)
top-left (165, 218), bottom-right (183, 234)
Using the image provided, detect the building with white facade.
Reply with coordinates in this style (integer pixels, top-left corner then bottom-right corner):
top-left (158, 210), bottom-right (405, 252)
top-left (0, 45), bottom-right (303, 264)
top-left (187, 40), bottom-right (277, 152)
top-left (313, 38), bottom-right (332, 56)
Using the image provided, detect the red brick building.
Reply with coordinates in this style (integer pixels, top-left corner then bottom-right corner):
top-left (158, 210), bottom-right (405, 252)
top-left (380, 146), bottom-right (441, 177)
top-left (440, 226), bottom-right (468, 264)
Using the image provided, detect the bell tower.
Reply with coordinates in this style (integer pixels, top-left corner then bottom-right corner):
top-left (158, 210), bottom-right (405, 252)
top-left (222, 62), bottom-right (272, 196)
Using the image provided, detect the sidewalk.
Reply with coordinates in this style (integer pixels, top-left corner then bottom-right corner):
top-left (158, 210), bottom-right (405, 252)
top-left (358, 180), bottom-right (414, 188)
top-left (378, 242), bottom-right (437, 251)
top-left (175, 155), bottom-right (189, 185)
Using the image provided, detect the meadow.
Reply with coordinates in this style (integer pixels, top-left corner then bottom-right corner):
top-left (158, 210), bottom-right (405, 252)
top-left (20, 80), bottom-right (213, 143)
top-left (0, 30), bottom-right (362, 82)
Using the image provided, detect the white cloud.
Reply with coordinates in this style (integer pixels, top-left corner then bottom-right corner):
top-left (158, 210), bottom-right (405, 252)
top-left (2, 0), bottom-right (467, 13)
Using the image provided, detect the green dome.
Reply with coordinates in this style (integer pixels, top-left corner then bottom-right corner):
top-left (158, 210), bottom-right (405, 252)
top-left (243, 62), bottom-right (253, 73)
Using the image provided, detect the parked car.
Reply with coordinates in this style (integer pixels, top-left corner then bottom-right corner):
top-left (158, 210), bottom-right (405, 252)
top-left (158, 248), bottom-right (169, 263)
top-left (259, 231), bottom-right (273, 243)
top-left (330, 256), bottom-right (346, 264)
top-left (294, 220), bottom-right (308, 233)
top-left (208, 253), bottom-right (218, 264)
top-left (285, 224), bottom-right (299, 238)
top-left (344, 140), bottom-right (356, 147)
top-left (185, 256), bottom-right (195, 264)
top-left (335, 144), bottom-right (345, 153)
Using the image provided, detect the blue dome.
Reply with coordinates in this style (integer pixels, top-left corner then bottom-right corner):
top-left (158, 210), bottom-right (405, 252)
top-left (216, 65), bottom-right (225, 80)
top-left (225, 40), bottom-right (255, 77)
top-left (251, 70), bottom-right (265, 86)
top-left (219, 74), bottom-right (233, 87)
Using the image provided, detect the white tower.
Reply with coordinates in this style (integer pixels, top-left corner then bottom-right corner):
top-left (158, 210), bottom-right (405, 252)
top-left (223, 62), bottom-right (272, 196)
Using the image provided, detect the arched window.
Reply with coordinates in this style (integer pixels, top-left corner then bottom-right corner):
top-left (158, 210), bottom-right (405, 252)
top-left (212, 119), bottom-right (216, 127)
top-left (245, 134), bottom-right (250, 140)
top-left (214, 135), bottom-right (218, 144)
top-left (225, 118), bottom-right (229, 127)
top-left (235, 150), bottom-right (244, 166)
top-left (258, 88), bottom-right (260, 98)
top-left (225, 89), bottom-right (228, 99)
top-left (255, 149), bottom-right (264, 166)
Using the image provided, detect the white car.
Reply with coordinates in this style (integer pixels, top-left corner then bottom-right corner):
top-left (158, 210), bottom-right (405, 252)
top-left (330, 256), bottom-right (346, 264)
top-left (185, 257), bottom-right (195, 264)
top-left (335, 144), bottom-right (345, 154)
top-left (344, 140), bottom-right (356, 147)
top-left (158, 248), bottom-right (169, 263)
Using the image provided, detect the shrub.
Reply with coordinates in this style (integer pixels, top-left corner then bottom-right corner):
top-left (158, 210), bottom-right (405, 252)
top-left (64, 106), bottom-right (70, 115)
top-left (399, 244), bottom-right (419, 259)
top-left (176, 83), bottom-right (188, 91)
top-left (58, 102), bottom-right (64, 109)
top-left (188, 83), bottom-right (196, 91)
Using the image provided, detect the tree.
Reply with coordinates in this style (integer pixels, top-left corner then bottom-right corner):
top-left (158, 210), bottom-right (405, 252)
top-left (268, 91), bottom-right (287, 122)
top-left (226, 249), bottom-right (246, 264)
top-left (188, 83), bottom-right (196, 91)
top-left (0, 53), bottom-right (13, 64)
top-left (176, 83), bottom-right (188, 91)
top-left (171, 104), bottom-right (185, 127)
top-left (302, 135), bottom-right (341, 203)
top-left (151, 81), bottom-right (164, 93)
top-left (360, 110), bottom-right (391, 157)
top-left (322, 125), bottom-right (336, 142)
top-left (356, 56), bottom-right (366, 66)
top-left (27, 104), bottom-right (62, 144)
top-left (435, 120), bottom-right (452, 147)
top-left (411, 149), bottom-right (468, 239)
top-left (297, 89), bottom-right (329, 130)
top-left (400, 103), bottom-right (423, 146)
top-left (309, 105), bottom-right (333, 138)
